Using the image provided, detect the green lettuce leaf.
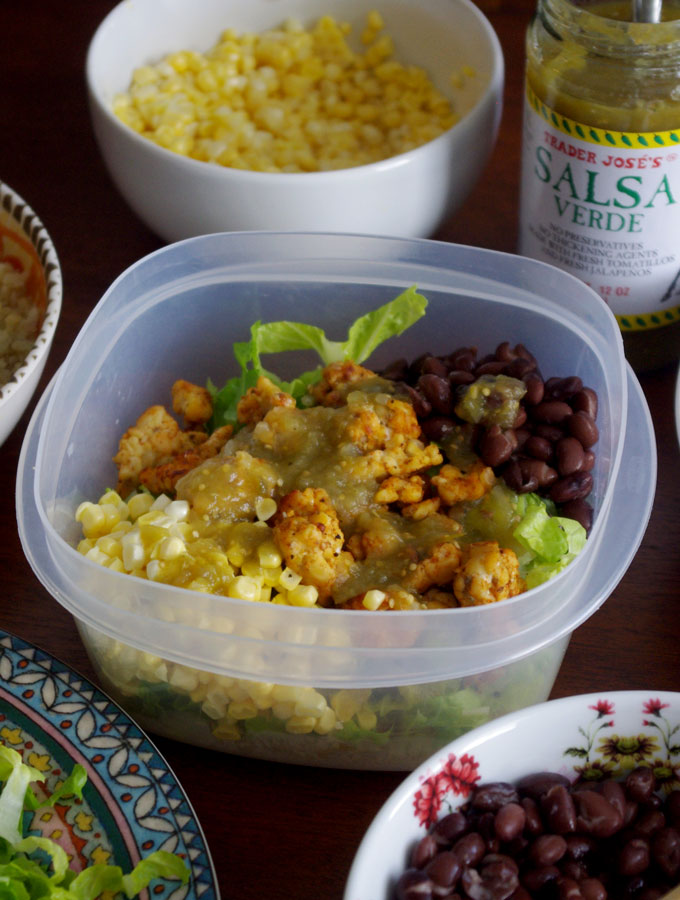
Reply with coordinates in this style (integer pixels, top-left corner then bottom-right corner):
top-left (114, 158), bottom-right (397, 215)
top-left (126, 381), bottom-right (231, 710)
top-left (208, 286), bottom-right (427, 430)
top-left (514, 498), bottom-right (587, 588)
top-left (0, 744), bottom-right (189, 900)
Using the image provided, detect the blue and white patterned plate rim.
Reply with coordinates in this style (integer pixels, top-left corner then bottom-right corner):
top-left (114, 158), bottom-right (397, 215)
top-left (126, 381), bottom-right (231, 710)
top-left (0, 628), bottom-right (219, 900)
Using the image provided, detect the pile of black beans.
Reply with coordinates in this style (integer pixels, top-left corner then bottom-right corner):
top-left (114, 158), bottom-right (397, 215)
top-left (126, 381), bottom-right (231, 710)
top-left (381, 343), bottom-right (599, 532)
top-left (396, 769), bottom-right (680, 900)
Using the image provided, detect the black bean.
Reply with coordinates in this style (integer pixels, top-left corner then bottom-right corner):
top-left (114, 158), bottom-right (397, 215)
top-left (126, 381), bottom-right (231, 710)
top-left (571, 387), bottom-right (598, 419)
top-left (529, 834), bottom-right (568, 866)
top-left (502, 459), bottom-right (538, 494)
top-left (546, 375), bottom-right (583, 401)
top-left (476, 360), bottom-right (509, 377)
top-left (473, 783), bottom-right (520, 812)
top-left (541, 785), bottom-right (577, 834)
top-left (452, 832), bottom-right (486, 867)
top-left (505, 357), bottom-right (535, 379)
top-left (479, 426), bottom-right (515, 467)
top-left (448, 369), bottom-right (476, 386)
top-left (461, 855), bottom-right (519, 900)
top-left (434, 811), bottom-right (469, 844)
top-left (580, 878), bottom-right (607, 900)
top-left (574, 790), bottom-right (623, 838)
top-left (399, 383), bottom-right (432, 418)
top-left (534, 423), bottom-right (565, 443)
top-left (601, 780), bottom-right (627, 819)
top-left (446, 348), bottom-right (477, 372)
top-left (531, 400), bottom-right (573, 424)
top-left (567, 411), bottom-right (599, 448)
top-left (550, 471), bottom-right (594, 504)
top-left (626, 767), bottom-right (656, 804)
top-left (396, 868), bottom-right (434, 900)
top-left (424, 851), bottom-right (461, 889)
top-left (524, 435), bottom-right (553, 462)
top-left (418, 374), bottom-right (452, 415)
top-left (555, 436), bottom-right (585, 475)
top-left (522, 372), bottom-right (545, 406)
top-left (521, 865), bottom-right (561, 894)
top-left (412, 834), bottom-right (439, 868)
top-left (421, 356), bottom-right (450, 378)
top-left (652, 827), bottom-right (680, 878)
top-left (619, 837), bottom-right (651, 876)
top-left (421, 416), bottom-right (456, 443)
top-left (560, 498), bottom-right (593, 532)
top-left (521, 797), bottom-right (544, 835)
top-left (494, 804), bottom-right (526, 842)
top-left (517, 772), bottom-right (571, 800)
top-left (556, 876), bottom-right (584, 899)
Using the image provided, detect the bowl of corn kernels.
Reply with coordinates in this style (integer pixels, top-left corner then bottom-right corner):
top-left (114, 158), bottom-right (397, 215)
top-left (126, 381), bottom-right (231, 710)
top-left (0, 180), bottom-right (61, 448)
top-left (85, 0), bottom-right (504, 242)
top-left (16, 232), bottom-right (655, 772)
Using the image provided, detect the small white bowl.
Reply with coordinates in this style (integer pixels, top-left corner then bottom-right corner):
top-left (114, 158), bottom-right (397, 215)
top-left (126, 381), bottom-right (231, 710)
top-left (345, 690), bottom-right (680, 899)
top-left (85, 0), bottom-right (504, 242)
top-left (0, 181), bottom-right (62, 447)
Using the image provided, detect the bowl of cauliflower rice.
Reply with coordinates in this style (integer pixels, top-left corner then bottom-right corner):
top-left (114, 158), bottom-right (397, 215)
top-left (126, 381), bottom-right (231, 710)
top-left (85, 0), bottom-right (503, 241)
top-left (0, 180), bottom-right (61, 448)
top-left (16, 232), bottom-right (654, 771)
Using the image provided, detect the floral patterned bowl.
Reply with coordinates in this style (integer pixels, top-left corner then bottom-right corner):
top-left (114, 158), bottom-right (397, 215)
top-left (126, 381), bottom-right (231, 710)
top-left (0, 180), bottom-right (61, 447)
top-left (344, 690), bottom-right (680, 900)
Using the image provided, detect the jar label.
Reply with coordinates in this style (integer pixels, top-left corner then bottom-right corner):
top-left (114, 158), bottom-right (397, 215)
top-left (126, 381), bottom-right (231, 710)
top-left (519, 83), bottom-right (680, 332)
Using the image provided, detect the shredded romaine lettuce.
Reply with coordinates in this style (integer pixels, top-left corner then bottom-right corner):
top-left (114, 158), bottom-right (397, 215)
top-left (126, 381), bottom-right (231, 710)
top-left (0, 744), bottom-right (190, 900)
top-left (208, 285), bottom-right (427, 429)
top-left (513, 496), bottom-right (587, 588)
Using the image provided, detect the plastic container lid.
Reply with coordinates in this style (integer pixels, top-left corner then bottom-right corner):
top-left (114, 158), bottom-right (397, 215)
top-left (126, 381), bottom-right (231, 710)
top-left (16, 234), bottom-right (656, 687)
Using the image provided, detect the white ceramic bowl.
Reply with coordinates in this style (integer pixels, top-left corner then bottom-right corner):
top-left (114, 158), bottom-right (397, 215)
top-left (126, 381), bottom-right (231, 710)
top-left (85, 0), bottom-right (504, 242)
top-left (0, 181), bottom-right (62, 447)
top-left (345, 690), bottom-right (680, 899)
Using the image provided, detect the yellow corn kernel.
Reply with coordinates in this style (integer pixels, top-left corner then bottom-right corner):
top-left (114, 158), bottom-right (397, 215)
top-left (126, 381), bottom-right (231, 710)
top-left (331, 689), bottom-right (371, 722)
top-left (95, 535), bottom-right (123, 559)
top-left (227, 575), bottom-right (260, 602)
top-left (255, 496), bottom-right (278, 521)
top-left (285, 715), bottom-right (316, 734)
top-left (168, 665), bottom-right (200, 692)
top-left (77, 538), bottom-right (95, 555)
top-left (271, 701), bottom-right (295, 720)
top-left (294, 688), bottom-right (327, 718)
top-left (257, 540), bottom-right (282, 568)
top-left (156, 535), bottom-right (186, 560)
top-left (211, 718), bottom-right (242, 741)
top-left (287, 584), bottom-right (318, 608)
top-left (362, 589), bottom-right (386, 611)
top-left (127, 492), bottom-right (154, 520)
top-left (228, 699), bottom-right (259, 719)
top-left (313, 706), bottom-right (338, 735)
top-left (356, 705), bottom-right (378, 730)
top-left (105, 557), bottom-right (126, 573)
top-left (76, 502), bottom-right (107, 539)
top-left (279, 567), bottom-right (302, 590)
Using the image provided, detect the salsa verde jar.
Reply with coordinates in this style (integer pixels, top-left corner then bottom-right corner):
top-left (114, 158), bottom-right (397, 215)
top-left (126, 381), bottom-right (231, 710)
top-left (519, 0), bottom-right (680, 371)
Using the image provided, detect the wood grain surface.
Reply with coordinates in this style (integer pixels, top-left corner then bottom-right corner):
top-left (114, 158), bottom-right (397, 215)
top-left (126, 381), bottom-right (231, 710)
top-left (1, 3), bottom-right (678, 899)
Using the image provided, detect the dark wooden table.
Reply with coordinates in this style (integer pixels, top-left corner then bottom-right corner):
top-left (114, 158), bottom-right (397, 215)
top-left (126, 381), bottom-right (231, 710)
top-left (2, 3), bottom-right (679, 898)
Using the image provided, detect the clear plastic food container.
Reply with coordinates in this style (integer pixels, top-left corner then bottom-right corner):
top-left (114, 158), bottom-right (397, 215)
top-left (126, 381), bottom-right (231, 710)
top-left (16, 233), bottom-right (655, 770)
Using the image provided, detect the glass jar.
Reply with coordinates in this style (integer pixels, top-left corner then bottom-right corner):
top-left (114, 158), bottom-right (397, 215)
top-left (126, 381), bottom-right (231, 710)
top-left (519, 0), bottom-right (680, 371)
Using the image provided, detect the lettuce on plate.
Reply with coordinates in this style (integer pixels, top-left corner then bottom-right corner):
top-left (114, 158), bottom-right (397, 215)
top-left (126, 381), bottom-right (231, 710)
top-left (0, 744), bottom-right (189, 900)
top-left (208, 285), bottom-right (427, 430)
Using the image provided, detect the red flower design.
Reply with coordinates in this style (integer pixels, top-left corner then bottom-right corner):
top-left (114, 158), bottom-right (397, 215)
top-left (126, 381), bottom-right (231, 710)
top-left (643, 699), bottom-right (670, 717)
top-left (589, 699), bottom-right (615, 718)
top-left (413, 753), bottom-right (481, 828)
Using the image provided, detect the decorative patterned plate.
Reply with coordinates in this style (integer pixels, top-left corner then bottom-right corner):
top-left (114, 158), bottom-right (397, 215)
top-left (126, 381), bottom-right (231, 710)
top-left (0, 629), bottom-right (218, 900)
